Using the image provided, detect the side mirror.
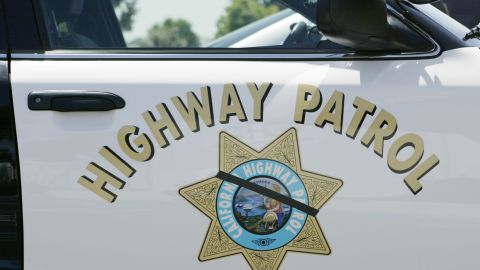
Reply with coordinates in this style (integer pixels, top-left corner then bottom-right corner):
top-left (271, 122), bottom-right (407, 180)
top-left (316, 0), bottom-right (389, 50)
top-left (316, 0), bottom-right (432, 51)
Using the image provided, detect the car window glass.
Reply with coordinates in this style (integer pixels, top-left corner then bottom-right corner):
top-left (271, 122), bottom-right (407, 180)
top-left (37, 0), bottom-right (437, 52)
top-left (38, 0), bottom-right (333, 50)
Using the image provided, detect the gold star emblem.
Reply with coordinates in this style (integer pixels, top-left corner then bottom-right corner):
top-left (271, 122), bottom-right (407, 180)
top-left (179, 128), bottom-right (342, 270)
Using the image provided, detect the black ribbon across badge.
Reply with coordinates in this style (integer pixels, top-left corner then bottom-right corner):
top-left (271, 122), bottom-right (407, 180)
top-left (216, 171), bottom-right (319, 216)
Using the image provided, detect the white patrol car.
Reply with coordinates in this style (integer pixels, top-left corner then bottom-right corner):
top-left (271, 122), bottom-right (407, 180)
top-left (0, 0), bottom-right (480, 270)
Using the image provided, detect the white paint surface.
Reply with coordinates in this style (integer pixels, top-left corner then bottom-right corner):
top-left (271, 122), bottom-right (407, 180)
top-left (10, 47), bottom-right (480, 269)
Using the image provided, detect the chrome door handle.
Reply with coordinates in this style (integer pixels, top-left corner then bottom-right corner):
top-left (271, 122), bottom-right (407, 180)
top-left (28, 90), bottom-right (125, 112)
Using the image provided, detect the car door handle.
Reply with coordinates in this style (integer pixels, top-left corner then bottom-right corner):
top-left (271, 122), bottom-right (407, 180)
top-left (28, 90), bottom-right (126, 112)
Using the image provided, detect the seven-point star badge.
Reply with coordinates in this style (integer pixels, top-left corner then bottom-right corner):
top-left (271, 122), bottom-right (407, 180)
top-left (179, 128), bottom-right (342, 270)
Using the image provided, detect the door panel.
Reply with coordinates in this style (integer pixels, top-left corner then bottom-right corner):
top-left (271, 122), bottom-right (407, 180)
top-left (10, 48), bottom-right (480, 269)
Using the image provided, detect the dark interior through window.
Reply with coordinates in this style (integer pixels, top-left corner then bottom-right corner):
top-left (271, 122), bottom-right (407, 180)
top-left (39, 0), bottom-right (126, 48)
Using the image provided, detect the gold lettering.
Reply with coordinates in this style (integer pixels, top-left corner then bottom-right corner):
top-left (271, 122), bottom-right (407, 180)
top-left (387, 133), bottom-right (424, 173)
top-left (346, 97), bottom-right (377, 139)
top-left (78, 163), bottom-right (125, 203)
top-left (404, 155), bottom-right (440, 194)
top-left (99, 146), bottom-right (135, 177)
top-left (314, 90), bottom-right (345, 134)
top-left (171, 86), bottom-right (214, 132)
top-left (142, 103), bottom-right (183, 148)
top-left (118, 125), bottom-right (155, 162)
top-left (361, 109), bottom-right (398, 157)
top-left (294, 84), bottom-right (321, 124)
top-left (219, 83), bottom-right (247, 123)
top-left (247, 82), bottom-right (273, 122)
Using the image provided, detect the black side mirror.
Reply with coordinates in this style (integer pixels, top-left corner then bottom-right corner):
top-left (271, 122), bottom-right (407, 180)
top-left (316, 0), bottom-right (433, 51)
top-left (316, 0), bottom-right (389, 50)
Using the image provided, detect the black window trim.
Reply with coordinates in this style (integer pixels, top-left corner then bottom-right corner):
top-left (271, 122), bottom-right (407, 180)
top-left (0, 3), bottom-right (24, 269)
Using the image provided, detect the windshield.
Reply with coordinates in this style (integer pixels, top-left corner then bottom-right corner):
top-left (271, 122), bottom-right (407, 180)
top-left (432, 0), bottom-right (479, 28)
top-left (415, 4), bottom-right (480, 47)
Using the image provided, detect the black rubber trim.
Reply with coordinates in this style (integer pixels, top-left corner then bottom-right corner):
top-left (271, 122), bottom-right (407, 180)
top-left (216, 171), bottom-right (319, 216)
top-left (30, 0), bottom-right (50, 50)
top-left (0, 61), bottom-right (23, 270)
top-left (3, 0), bottom-right (43, 51)
top-left (1, 1), bottom-right (23, 268)
top-left (0, 1), bottom-right (7, 53)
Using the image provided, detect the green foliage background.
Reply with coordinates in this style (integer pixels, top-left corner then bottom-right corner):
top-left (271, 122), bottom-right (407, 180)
top-left (115, 0), bottom-right (282, 47)
top-left (132, 19), bottom-right (200, 47)
top-left (112, 0), bottom-right (137, 31)
top-left (215, 0), bottom-right (280, 38)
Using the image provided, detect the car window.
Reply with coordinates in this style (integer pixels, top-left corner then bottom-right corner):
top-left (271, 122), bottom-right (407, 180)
top-left (37, 0), bottom-right (438, 53)
top-left (37, 0), bottom-right (337, 50)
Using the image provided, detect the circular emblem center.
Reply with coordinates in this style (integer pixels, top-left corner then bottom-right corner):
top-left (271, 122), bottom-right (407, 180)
top-left (234, 176), bottom-right (292, 235)
top-left (216, 159), bottom-right (309, 251)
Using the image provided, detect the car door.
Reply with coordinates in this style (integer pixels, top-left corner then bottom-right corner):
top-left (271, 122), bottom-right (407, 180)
top-left (5, 0), bottom-right (480, 270)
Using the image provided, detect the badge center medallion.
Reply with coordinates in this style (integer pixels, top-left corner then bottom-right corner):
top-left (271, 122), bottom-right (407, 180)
top-left (217, 159), bottom-right (308, 251)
